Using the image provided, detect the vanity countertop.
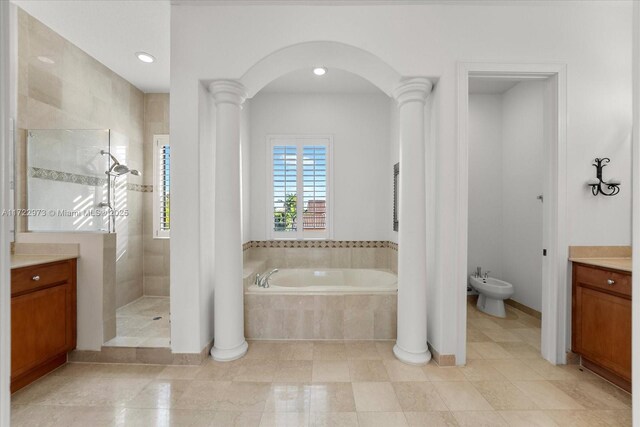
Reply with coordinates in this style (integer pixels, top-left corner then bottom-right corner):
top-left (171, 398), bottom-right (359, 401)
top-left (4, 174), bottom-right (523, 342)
top-left (569, 257), bottom-right (632, 273)
top-left (11, 254), bottom-right (78, 270)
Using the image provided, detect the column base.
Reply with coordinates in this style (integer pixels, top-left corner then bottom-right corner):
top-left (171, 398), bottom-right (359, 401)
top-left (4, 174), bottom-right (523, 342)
top-left (211, 340), bottom-right (248, 362)
top-left (393, 343), bottom-right (431, 365)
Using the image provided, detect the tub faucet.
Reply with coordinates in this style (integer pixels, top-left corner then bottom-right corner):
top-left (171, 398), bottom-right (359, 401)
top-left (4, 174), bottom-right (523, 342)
top-left (258, 269), bottom-right (279, 288)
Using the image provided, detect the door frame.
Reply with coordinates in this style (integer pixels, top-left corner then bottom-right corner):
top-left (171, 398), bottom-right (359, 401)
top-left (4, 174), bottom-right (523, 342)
top-left (456, 62), bottom-right (568, 365)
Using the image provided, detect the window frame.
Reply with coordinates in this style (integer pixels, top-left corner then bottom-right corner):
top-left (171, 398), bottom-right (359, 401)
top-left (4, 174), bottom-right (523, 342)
top-left (153, 134), bottom-right (170, 239)
top-left (267, 134), bottom-right (333, 240)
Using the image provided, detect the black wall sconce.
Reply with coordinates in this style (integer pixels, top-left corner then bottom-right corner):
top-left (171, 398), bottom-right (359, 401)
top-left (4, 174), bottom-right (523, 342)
top-left (588, 158), bottom-right (620, 196)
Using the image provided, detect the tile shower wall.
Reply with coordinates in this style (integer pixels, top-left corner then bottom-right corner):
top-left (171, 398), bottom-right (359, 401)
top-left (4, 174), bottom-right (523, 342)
top-left (142, 94), bottom-right (170, 296)
top-left (16, 9), bottom-right (145, 308)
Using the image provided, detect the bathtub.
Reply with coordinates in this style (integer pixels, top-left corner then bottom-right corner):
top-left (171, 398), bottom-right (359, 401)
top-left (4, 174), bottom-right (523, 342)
top-left (246, 268), bottom-right (397, 294)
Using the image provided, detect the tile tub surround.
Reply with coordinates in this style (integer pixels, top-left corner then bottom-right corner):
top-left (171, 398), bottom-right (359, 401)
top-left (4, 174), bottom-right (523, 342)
top-left (11, 330), bottom-right (632, 427)
top-left (243, 241), bottom-right (398, 273)
top-left (245, 294), bottom-right (398, 340)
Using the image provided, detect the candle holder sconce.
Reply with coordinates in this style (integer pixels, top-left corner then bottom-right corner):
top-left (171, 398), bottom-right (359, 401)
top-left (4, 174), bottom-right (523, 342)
top-left (587, 158), bottom-right (620, 197)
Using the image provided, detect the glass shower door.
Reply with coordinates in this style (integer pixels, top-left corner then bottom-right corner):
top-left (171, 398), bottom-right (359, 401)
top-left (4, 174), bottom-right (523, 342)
top-left (27, 129), bottom-right (111, 232)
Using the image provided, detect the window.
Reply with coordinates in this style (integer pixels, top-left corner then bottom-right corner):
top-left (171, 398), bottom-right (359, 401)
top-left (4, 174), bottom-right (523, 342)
top-left (153, 135), bottom-right (170, 238)
top-left (269, 135), bottom-right (332, 239)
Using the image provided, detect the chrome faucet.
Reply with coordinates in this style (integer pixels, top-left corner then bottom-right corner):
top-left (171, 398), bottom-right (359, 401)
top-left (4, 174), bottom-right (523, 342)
top-left (258, 269), bottom-right (279, 288)
top-left (475, 266), bottom-right (482, 278)
top-left (483, 270), bottom-right (491, 279)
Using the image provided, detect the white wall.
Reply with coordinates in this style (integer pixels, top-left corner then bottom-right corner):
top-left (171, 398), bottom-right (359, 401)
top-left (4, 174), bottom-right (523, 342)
top-left (468, 94), bottom-right (504, 280)
top-left (501, 81), bottom-right (545, 312)
top-left (468, 82), bottom-right (545, 312)
top-left (171, 2), bottom-right (632, 355)
top-left (249, 92), bottom-right (392, 241)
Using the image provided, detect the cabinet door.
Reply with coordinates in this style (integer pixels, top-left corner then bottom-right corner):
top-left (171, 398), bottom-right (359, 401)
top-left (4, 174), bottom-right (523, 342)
top-left (11, 283), bottom-right (69, 377)
top-left (576, 286), bottom-right (631, 380)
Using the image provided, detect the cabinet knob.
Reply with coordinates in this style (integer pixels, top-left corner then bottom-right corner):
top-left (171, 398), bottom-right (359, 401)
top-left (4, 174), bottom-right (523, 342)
top-left (607, 279), bottom-right (615, 285)
top-left (32, 275), bottom-right (40, 281)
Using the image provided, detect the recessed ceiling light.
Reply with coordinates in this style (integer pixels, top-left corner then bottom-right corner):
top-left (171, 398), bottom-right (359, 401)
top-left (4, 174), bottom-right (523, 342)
top-left (313, 67), bottom-right (327, 76)
top-left (37, 56), bottom-right (55, 64)
top-left (135, 52), bottom-right (155, 63)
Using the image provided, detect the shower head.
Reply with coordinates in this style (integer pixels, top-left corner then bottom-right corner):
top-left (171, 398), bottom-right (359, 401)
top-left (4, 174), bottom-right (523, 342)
top-left (110, 164), bottom-right (142, 177)
top-left (100, 150), bottom-right (141, 177)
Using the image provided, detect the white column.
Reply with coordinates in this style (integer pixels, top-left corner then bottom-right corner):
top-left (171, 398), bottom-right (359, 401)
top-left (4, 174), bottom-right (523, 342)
top-left (393, 78), bottom-right (433, 365)
top-left (209, 80), bottom-right (248, 361)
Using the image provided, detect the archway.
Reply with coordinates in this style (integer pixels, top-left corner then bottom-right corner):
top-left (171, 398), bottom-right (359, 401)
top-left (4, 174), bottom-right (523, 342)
top-left (208, 41), bottom-right (435, 365)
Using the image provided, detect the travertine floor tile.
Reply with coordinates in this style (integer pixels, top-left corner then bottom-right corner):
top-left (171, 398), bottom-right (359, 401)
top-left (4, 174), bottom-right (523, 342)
top-left (545, 410), bottom-right (611, 426)
top-left (472, 381), bottom-right (538, 410)
top-left (486, 359), bottom-right (543, 381)
top-left (497, 410), bottom-right (559, 427)
top-left (511, 380), bottom-right (584, 410)
top-left (259, 411), bottom-right (310, 427)
top-left (352, 382), bottom-right (402, 412)
top-left (313, 342), bottom-right (347, 360)
top-left (423, 363), bottom-right (466, 381)
top-left (460, 359), bottom-right (508, 381)
top-left (348, 360), bottom-right (389, 381)
top-left (309, 382), bottom-right (356, 412)
top-left (452, 410), bottom-right (508, 426)
top-left (124, 379), bottom-right (190, 409)
top-left (404, 411), bottom-right (459, 427)
top-left (312, 360), bottom-right (350, 382)
top-left (210, 411), bottom-right (263, 427)
top-left (392, 382), bottom-right (448, 411)
top-left (383, 359), bottom-right (428, 381)
top-left (467, 342), bottom-right (513, 359)
top-left (357, 411), bottom-right (408, 427)
top-left (264, 383), bottom-right (312, 413)
top-left (309, 412), bottom-right (358, 427)
top-left (275, 360), bottom-right (313, 382)
top-left (549, 380), bottom-right (629, 409)
top-left (433, 382), bottom-right (492, 411)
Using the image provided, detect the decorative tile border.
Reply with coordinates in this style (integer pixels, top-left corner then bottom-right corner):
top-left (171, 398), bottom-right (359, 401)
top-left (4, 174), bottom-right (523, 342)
top-left (29, 166), bottom-right (107, 187)
top-left (29, 167), bottom-right (152, 193)
top-left (127, 183), bottom-right (154, 193)
top-left (243, 240), bottom-right (398, 250)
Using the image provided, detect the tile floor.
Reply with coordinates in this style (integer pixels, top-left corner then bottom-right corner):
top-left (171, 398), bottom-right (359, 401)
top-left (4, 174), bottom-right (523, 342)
top-left (11, 303), bottom-right (631, 426)
top-left (104, 296), bottom-right (171, 348)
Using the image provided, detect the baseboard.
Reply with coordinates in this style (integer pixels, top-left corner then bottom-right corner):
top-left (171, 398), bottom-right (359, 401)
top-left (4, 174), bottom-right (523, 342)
top-left (505, 299), bottom-right (542, 319)
top-left (427, 342), bottom-right (456, 367)
top-left (581, 357), bottom-right (631, 393)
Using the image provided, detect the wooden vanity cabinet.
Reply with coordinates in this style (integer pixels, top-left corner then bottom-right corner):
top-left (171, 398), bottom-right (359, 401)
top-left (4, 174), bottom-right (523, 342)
top-left (572, 262), bottom-right (631, 392)
top-left (10, 258), bottom-right (77, 392)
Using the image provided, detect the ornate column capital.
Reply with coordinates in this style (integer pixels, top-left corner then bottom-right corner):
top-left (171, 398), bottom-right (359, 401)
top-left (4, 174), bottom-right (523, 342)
top-left (208, 80), bottom-right (247, 106)
top-left (393, 77), bottom-right (433, 107)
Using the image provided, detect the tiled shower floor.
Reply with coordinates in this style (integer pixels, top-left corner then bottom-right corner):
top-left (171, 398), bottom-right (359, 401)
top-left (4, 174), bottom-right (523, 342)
top-left (104, 296), bottom-right (170, 348)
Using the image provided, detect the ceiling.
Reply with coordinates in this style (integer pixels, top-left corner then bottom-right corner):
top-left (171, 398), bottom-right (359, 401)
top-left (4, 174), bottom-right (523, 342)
top-left (13, 0), bottom-right (170, 93)
top-left (468, 77), bottom-right (521, 94)
top-left (260, 68), bottom-right (384, 95)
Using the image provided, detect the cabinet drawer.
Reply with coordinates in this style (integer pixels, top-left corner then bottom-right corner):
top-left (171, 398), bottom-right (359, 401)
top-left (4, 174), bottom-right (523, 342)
top-left (11, 261), bottom-right (72, 296)
top-left (574, 264), bottom-right (631, 298)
